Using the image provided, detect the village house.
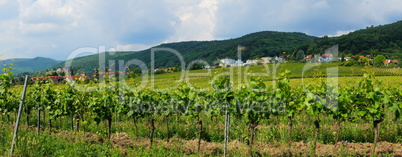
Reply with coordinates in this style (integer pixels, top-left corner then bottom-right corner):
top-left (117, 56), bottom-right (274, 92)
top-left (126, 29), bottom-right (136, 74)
top-left (56, 68), bottom-right (67, 73)
top-left (216, 56), bottom-right (286, 68)
top-left (153, 67), bottom-right (176, 72)
top-left (274, 56), bottom-right (286, 63)
top-left (219, 58), bottom-right (244, 67)
top-left (338, 55), bottom-right (351, 61)
top-left (260, 57), bottom-right (272, 64)
top-left (204, 65), bottom-right (217, 69)
top-left (383, 59), bottom-right (398, 66)
top-left (320, 53), bottom-right (333, 62)
top-left (245, 59), bottom-right (259, 65)
top-left (218, 58), bottom-right (235, 67)
top-left (94, 71), bottom-right (130, 76)
top-left (233, 59), bottom-right (244, 67)
top-left (305, 53), bottom-right (337, 63)
top-left (304, 54), bottom-right (317, 62)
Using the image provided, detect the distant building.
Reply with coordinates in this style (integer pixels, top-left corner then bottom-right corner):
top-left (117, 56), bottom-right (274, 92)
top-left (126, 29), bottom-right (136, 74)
top-left (204, 65), bottom-right (216, 69)
top-left (56, 68), bottom-right (67, 73)
top-left (305, 53), bottom-right (335, 63)
top-left (275, 56), bottom-right (285, 63)
top-left (260, 57), bottom-right (272, 64)
top-left (320, 53), bottom-right (333, 62)
top-left (154, 68), bottom-right (161, 72)
top-left (338, 55), bottom-right (351, 61)
top-left (234, 59), bottom-right (244, 66)
top-left (245, 59), bottom-right (259, 65)
top-left (95, 71), bottom-right (129, 75)
top-left (153, 67), bottom-right (176, 72)
top-left (304, 54), bottom-right (318, 62)
top-left (217, 56), bottom-right (287, 68)
top-left (384, 59), bottom-right (398, 66)
top-left (219, 58), bottom-right (235, 67)
top-left (219, 58), bottom-right (244, 67)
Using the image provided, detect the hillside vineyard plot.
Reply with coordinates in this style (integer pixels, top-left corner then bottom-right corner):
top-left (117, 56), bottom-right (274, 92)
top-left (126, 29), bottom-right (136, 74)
top-left (0, 72), bottom-right (401, 156)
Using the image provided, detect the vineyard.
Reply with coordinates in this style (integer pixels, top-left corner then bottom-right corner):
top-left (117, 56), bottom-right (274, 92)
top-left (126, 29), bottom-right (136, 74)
top-left (0, 68), bottom-right (402, 156)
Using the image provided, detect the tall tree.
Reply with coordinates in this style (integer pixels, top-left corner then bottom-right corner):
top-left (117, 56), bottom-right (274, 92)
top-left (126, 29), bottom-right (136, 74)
top-left (373, 55), bottom-right (386, 67)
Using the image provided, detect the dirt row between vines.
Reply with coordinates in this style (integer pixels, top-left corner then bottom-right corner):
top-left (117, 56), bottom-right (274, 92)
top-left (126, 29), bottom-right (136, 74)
top-left (54, 131), bottom-right (402, 156)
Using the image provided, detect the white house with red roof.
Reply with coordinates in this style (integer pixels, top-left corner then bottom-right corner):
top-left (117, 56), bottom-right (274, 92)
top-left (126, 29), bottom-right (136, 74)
top-left (383, 59), bottom-right (398, 66)
top-left (320, 53), bottom-right (333, 62)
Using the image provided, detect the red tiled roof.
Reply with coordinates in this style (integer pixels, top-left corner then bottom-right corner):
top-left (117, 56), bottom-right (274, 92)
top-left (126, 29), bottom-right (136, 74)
top-left (322, 53), bottom-right (332, 57)
top-left (31, 76), bottom-right (82, 81)
top-left (91, 71), bottom-right (128, 75)
top-left (306, 55), bottom-right (317, 59)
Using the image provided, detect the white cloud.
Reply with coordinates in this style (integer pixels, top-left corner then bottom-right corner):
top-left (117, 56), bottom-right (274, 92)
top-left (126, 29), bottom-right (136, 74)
top-left (18, 0), bottom-right (80, 35)
top-left (312, 1), bottom-right (329, 9)
top-left (115, 44), bottom-right (152, 51)
top-left (214, 0), bottom-right (402, 37)
top-left (163, 0), bottom-right (218, 42)
top-left (327, 30), bottom-right (354, 37)
top-left (0, 0), bottom-right (402, 61)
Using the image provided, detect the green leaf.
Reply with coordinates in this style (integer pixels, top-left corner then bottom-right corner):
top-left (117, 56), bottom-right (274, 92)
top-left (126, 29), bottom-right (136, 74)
top-left (357, 110), bottom-right (366, 116)
top-left (127, 110), bottom-right (134, 117)
top-left (307, 106), bottom-right (314, 116)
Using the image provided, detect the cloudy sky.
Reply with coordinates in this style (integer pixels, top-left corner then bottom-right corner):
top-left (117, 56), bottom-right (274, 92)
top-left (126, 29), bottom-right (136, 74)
top-left (0, 0), bottom-right (402, 60)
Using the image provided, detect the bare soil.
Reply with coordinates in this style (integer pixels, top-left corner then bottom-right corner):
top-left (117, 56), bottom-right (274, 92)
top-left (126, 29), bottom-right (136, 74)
top-left (81, 131), bottom-right (402, 156)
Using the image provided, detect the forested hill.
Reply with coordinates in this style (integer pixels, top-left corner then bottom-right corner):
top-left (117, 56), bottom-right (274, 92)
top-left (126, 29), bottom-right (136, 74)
top-left (1, 57), bottom-right (61, 75)
top-left (297, 20), bottom-right (402, 59)
top-left (53, 20), bottom-right (402, 73)
top-left (53, 31), bottom-right (316, 73)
